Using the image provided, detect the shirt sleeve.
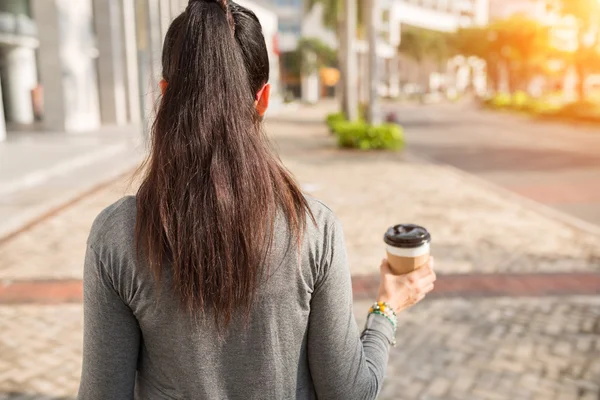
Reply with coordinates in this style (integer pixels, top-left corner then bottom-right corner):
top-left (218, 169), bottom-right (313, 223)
top-left (307, 218), bottom-right (394, 400)
top-left (78, 244), bottom-right (141, 400)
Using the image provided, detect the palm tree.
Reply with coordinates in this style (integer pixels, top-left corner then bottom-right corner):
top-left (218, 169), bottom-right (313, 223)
top-left (552, 0), bottom-right (600, 101)
top-left (292, 37), bottom-right (337, 76)
top-left (305, 0), bottom-right (360, 120)
top-left (504, 16), bottom-right (550, 93)
top-left (399, 26), bottom-right (449, 93)
top-left (450, 17), bottom-right (550, 95)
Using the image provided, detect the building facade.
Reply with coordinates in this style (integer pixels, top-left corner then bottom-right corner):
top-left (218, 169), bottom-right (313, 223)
top-left (488, 0), bottom-right (547, 21)
top-left (395, 0), bottom-right (489, 32)
top-left (0, 0), bottom-right (281, 140)
top-left (0, 0), bottom-right (38, 134)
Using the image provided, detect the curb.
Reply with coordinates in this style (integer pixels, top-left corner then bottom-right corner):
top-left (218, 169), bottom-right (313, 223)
top-left (404, 150), bottom-right (600, 239)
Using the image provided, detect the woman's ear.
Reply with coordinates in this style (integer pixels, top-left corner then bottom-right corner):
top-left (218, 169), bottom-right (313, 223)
top-left (255, 84), bottom-right (271, 117)
top-left (159, 79), bottom-right (168, 96)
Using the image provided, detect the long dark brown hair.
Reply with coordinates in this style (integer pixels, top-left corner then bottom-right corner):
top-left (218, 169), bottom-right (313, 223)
top-left (136, 0), bottom-right (310, 328)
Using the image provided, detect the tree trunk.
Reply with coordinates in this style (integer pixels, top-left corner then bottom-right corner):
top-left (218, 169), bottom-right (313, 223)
top-left (366, 0), bottom-right (380, 124)
top-left (358, 0), bottom-right (369, 106)
top-left (486, 60), bottom-right (500, 94)
top-left (337, 16), bottom-right (347, 114)
top-left (343, 0), bottom-right (358, 121)
top-left (507, 63), bottom-right (517, 95)
top-left (417, 60), bottom-right (426, 103)
top-left (575, 31), bottom-right (589, 103)
top-left (575, 61), bottom-right (586, 103)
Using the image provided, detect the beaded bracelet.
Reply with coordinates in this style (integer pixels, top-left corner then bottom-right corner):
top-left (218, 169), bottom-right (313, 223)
top-left (368, 301), bottom-right (398, 345)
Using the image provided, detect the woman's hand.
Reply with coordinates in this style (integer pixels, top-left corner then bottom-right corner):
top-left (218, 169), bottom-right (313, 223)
top-left (376, 258), bottom-right (436, 314)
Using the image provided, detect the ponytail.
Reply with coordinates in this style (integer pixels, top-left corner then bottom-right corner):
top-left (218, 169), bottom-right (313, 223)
top-left (136, 0), bottom-right (310, 329)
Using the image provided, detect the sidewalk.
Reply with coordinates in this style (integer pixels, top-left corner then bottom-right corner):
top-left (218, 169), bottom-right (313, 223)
top-left (0, 104), bottom-right (299, 243)
top-left (1, 103), bottom-right (599, 400)
top-left (0, 125), bottom-right (145, 241)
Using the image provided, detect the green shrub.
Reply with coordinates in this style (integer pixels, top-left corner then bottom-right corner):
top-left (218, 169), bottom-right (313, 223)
top-left (326, 112), bottom-right (346, 132)
top-left (333, 120), bottom-right (367, 148)
top-left (521, 98), bottom-right (560, 114)
top-left (491, 93), bottom-right (512, 108)
top-left (365, 124), bottom-right (404, 151)
top-left (544, 101), bottom-right (600, 123)
top-left (326, 111), bottom-right (404, 150)
top-left (331, 120), bottom-right (404, 151)
top-left (485, 92), bottom-right (600, 123)
top-left (485, 92), bottom-right (561, 115)
top-left (513, 91), bottom-right (528, 108)
top-left (559, 101), bottom-right (600, 116)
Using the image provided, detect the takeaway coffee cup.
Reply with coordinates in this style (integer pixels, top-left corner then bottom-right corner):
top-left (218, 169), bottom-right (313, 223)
top-left (384, 224), bottom-right (431, 275)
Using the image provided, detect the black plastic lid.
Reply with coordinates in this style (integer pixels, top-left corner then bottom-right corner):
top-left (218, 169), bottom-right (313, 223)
top-left (384, 224), bottom-right (431, 248)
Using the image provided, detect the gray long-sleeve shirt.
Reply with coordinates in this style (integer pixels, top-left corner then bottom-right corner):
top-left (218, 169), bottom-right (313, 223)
top-left (78, 196), bottom-right (394, 399)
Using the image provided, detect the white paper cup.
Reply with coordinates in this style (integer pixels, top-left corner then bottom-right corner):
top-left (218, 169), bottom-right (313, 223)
top-left (384, 224), bottom-right (431, 275)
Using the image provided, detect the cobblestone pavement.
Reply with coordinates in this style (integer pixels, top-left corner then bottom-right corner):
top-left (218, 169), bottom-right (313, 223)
top-left (1, 103), bottom-right (599, 399)
top-left (354, 297), bottom-right (600, 400)
top-left (0, 305), bottom-right (81, 400)
top-left (0, 178), bottom-right (134, 281)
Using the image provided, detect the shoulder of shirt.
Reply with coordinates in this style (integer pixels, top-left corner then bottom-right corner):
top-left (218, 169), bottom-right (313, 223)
top-left (303, 194), bottom-right (342, 233)
top-left (87, 195), bottom-right (137, 250)
top-left (304, 194), bottom-right (335, 217)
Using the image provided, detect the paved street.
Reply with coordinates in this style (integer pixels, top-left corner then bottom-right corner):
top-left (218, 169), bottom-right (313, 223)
top-left (1, 103), bottom-right (599, 399)
top-left (391, 101), bottom-right (600, 229)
